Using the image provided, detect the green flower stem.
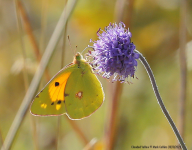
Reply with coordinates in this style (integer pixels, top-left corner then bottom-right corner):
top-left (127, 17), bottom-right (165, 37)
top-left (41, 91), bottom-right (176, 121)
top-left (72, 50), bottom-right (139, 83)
top-left (135, 50), bottom-right (187, 150)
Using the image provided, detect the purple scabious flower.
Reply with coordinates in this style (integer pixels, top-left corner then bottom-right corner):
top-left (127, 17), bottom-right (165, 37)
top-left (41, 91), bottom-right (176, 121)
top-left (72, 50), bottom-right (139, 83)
top-left (89, 22), bottom-right (140, 82)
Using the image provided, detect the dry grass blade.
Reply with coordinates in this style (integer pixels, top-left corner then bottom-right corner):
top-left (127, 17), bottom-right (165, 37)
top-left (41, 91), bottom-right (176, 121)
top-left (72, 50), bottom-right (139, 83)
top-left (67, 117), bottom-right (89, 145)
top-left (0, 129), bottom-right (4, 149)
top-left (57, 2), bottom-right (68, 149)
top-left (14, 0), bottom-right (29, 91)
top-left (178, 0), bottom-right (187, 139)
top-left (17, 0), bottom-right (51, 81)
top-left (106, 0), bottom-right (134, 149)
top-left (1, 1), bottom-right (77, 150)
top-left (106, 82), bottom-right (123, 150)
top-left (15, 1), bottom-right (39, 149)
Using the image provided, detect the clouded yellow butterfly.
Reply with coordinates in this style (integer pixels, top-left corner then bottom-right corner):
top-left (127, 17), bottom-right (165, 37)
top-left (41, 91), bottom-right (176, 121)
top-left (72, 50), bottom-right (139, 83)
top-left (30, 52), bottom-right (104, 120)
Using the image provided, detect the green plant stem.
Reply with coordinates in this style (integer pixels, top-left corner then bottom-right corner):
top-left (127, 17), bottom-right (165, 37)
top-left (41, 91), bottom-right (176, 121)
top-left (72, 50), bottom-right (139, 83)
top-left (1, 1), bottom-right (77, 150)
top-left (135, 50), bottom-right (187, 150)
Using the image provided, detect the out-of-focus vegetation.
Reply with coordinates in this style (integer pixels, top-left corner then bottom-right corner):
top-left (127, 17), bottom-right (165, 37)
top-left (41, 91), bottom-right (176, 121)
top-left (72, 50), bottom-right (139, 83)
top-left (0, 0), bottom-right (192, 150)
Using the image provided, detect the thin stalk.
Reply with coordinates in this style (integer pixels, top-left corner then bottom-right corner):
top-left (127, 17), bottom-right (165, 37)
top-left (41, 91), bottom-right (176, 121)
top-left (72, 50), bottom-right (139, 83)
top-left (135, 50), bottom-right (187, 150)
top-left (1, 1), bottom-right (77, 149)
top-left (178, 0), bottom-right (187, 139)
top-left (66, 118), bottom-right (89, 145)
top-left (30, 117), bottom-right (38, 150)
top-left (16, 2), bottom-right (40, 150)
top-left (17, 1), bottom-right (44, 149)
top-left (17, 0), bottom-right (51, 81)
top-left (16, 1), bottom-right (40, 149)
top-left (56, 117), bottom-right (61, 150)
top-left (57, 2), bottom-right (68, 149)
top-left (61, 14), bottom-right (68, 68)
top-left (0, 129), bottom-right (3, 149)
top-left (17, 0), bottom-right (40, 61)
top-left (106, 0), bottom-right (134, 149)
top-left (36, 2), bottom-right (49, 149)
top-left (106, 82), bottom-right (123, 150)
top-left (123, 0), bottom-right (134, 27)
top-left (14, 0), bottom-right (29, 90)
top-left (16, 1), bottom-right (39, 149)
top-left (40, 0), bottom-right (48, 54)
top-left (114, 0), bottom-right (134, 25)
top-left (114, 0), bottom-right (126, 22)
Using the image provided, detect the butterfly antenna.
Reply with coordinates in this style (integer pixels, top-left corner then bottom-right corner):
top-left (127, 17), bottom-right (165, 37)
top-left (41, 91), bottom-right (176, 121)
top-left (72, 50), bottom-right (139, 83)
top-left (81, 46), bottom-right (93, 54)
top-left (68, 35), bottom-right (75, 55)
top-left (75, 46), bottom-right (78, 54)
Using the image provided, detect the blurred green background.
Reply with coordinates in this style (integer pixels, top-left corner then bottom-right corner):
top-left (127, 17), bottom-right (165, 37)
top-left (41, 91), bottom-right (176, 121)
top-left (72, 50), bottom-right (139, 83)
top-left (0, 0), bottom-right (192, 149)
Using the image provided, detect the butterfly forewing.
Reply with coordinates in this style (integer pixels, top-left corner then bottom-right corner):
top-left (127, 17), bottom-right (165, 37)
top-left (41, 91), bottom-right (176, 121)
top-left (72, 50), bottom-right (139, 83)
top-left (30, 63), bottom-right (76, 116)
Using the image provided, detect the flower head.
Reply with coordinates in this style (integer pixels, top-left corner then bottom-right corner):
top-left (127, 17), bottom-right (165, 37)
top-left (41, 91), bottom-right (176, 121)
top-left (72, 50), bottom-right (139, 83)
top-left (89, 22), bottom-right (140, 82)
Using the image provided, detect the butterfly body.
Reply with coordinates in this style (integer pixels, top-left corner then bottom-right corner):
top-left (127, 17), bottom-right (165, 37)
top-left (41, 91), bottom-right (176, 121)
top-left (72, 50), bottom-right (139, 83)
top-left (31, 53), bottom-right (104, 120)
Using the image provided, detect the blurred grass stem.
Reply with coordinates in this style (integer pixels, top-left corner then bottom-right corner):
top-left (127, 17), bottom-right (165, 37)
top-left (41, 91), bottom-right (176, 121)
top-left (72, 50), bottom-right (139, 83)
top-left (1, 1), bottom-right (77, 149)
top-left (40, 0), bottom-right (48, 54)
top-left (66, 118), bottom-right (89, 144)
top-left (16, 1), bottom-right (40, 149)
top-left (114, 0), bottom-right (126, 22)
top-left (106, 0), bottom-right (133, 149)
top-left (17, 0), bottom-right (51, 81)
top-left (56, 117), bottom-right (61, 150)
top-left (30, 117), bottom-right (38, 150)
top-left (61, 2), bottom-right (68, 69)
top-left (106, 82), bottom-right (123, 150)
top-left (0, 130), bottom-right (4, 149)
top-left (17, 0), bottom-right (40, 61)
top-left (14, 0), bottom-right (29, 90)
top-left (56, 2), bottom-right (68, 149)
top-left (114, 0), bottom-right (134, 25)
top-left (178, 0), bottom-right (187, 139)
top-left (135, 50), bottom-right (187, 150)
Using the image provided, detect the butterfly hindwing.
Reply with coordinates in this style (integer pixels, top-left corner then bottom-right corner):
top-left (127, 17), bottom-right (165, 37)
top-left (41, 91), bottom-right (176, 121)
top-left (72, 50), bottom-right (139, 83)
top-left (64, 62), bottom-right (104, 119)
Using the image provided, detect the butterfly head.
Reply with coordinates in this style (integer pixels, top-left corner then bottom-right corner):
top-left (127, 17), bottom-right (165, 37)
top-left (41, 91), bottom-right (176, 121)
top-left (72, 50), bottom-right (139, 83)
top-left (73, 52), bottom-right (86, 64)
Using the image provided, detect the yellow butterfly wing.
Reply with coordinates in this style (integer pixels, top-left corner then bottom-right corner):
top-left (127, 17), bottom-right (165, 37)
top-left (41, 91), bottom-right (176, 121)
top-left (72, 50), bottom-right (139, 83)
top-left (30, 63), bottom-right (76, 116)
top-left (64, 61), bottom-right (104, 120)
top-left (31, 52), bottom-right (104, 119)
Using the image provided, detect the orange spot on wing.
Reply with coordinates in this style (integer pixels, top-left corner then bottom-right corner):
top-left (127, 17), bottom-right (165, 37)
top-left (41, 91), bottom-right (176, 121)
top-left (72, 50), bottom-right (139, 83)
top-left (49, 72), bottom-right (71, 102)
